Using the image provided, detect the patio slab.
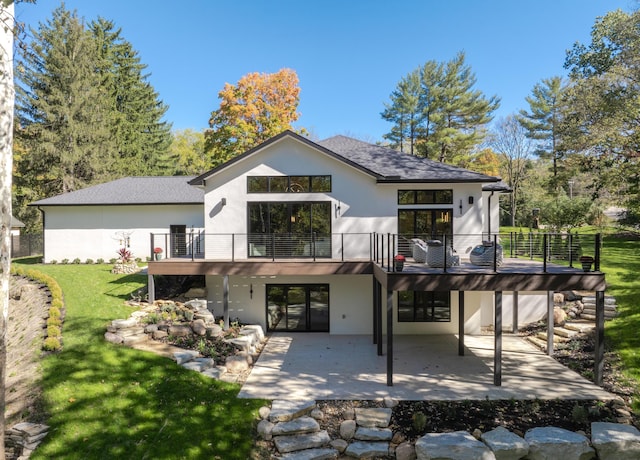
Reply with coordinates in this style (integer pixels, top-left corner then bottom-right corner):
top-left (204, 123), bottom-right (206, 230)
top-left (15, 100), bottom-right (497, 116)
top-left (238, 333), bottom-right (614, 401)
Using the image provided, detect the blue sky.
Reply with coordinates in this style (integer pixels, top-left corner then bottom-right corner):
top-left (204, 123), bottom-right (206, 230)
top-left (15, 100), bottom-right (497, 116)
top-left (16, 0), bottom-right (634, 143)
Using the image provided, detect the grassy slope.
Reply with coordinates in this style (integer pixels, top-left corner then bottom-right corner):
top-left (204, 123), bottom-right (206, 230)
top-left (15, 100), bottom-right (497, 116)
top-left (600, 237), bottom-right (640, 408)
top-left (12, 261), bottom-right (265, 460)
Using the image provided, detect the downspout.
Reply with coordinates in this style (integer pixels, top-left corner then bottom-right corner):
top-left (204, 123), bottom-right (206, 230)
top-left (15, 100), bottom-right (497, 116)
top-left (38, 207), bottom-right (45, 262)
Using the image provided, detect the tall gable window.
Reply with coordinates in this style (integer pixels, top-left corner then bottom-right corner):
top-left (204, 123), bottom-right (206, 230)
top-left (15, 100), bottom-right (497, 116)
top-left (398, 189), bottom-right (453, 205)
top-left (248, 175), bottom-right (331, 193)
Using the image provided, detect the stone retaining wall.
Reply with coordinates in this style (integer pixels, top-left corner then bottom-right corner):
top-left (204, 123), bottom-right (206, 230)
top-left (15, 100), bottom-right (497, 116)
top-left (258, 399), bottom-right (640, 459)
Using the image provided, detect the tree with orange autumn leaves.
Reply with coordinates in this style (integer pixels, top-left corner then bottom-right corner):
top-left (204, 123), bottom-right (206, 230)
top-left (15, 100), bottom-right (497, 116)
top-left (205, 68), bottom-right (303, 166)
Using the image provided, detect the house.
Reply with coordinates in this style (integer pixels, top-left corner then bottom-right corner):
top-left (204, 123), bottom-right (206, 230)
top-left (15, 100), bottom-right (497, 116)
top-left (10, 215), bottom-right (25, 236)
top-left (32, 130), bottom-right (607, 386)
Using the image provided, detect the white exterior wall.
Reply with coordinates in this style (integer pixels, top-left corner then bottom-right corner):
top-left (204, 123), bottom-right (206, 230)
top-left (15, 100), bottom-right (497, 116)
top-left (206, 274), bottom-right (373, 334)
top-left (41, 204), bottom-right (203, 263)
top-left (200, 137), bottom-right (487, 259)
top-left (475, 290), bottom-right (549, 330)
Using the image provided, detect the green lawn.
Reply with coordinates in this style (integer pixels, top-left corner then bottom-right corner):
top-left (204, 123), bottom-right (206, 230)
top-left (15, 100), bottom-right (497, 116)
top-left (12, 260), bottom-right (266, 460)
top-left (600, 236), bottom-right (640, 409)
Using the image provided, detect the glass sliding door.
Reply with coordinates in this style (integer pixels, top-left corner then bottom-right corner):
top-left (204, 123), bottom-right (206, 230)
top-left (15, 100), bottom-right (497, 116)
top-left (248, 202), bottom-right (331, 258)
top-left (398, 209), bottom-right (452, 256)
top-left (266, 284), bottom-right (329, 332)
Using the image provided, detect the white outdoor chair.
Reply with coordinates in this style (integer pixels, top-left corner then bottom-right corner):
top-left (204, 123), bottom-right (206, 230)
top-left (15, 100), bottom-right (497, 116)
top-left (470, 242), bottom-right (504, 266)
top-left (411, 238), bottom-right (428, 263)
top-left (425, 240), bottom-right (459, 268)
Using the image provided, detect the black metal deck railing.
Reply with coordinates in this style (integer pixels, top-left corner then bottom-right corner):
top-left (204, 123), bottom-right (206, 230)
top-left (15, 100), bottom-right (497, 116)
top-left (150, 231), bottom-right (602, 273)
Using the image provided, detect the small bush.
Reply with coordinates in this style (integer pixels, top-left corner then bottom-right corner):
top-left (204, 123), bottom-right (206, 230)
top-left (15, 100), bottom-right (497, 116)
top-left (49, 306), bottom-right (61, 318)
top-left (61, 259), bottom-right (69, 264)
top-left (109, 258), bottom-right (117, 264)
top-left (96, 258), bottom-right (105, 264)
top-left (47, 317), bottom-right (62, 328)
top-left (47, 325), bottom-right (61, 338)
top-left (135, 257), bottom-right (142, 263)
top-left (412, 412), bottom-right (428, 432)
top-left (144, 312), bottom-right (161, 324)
top-left (72, 258), bottom-right (81, 264)
top-left (85, 258), bottom-right (94, 264)
top-left (50, 260), bottom-right (58, 265)
top-left (43, 336), bottom-right (61, 351)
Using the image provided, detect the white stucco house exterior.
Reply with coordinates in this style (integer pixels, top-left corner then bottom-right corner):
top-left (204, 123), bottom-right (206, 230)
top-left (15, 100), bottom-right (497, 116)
top-left (32, 130), bottom-right (608, 386)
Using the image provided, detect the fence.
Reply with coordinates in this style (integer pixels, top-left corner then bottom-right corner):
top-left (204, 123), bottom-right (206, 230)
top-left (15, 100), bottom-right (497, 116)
top-left (10, 233), bottom-right (43, 259)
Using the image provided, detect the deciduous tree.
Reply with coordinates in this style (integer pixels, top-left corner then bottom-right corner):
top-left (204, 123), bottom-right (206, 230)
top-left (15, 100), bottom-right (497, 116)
top-left (1, 2), bottom-right (15, 456)
top-left (205, 68), bottom-right (302, 166)
top-left (167, 129), bottom-right (207, 175)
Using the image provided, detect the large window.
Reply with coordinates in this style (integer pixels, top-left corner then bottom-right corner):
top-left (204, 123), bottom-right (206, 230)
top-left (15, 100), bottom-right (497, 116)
top-left (398, 189), bottom-right (453, 204)
top-left (398, 291), bottom-right (451, 322)
top-left (248, 201), bottom-right (331, 258)
top-left (248, 175), bottom-right (331, 193)
top-left (397, 209), bottom-right (452, 255)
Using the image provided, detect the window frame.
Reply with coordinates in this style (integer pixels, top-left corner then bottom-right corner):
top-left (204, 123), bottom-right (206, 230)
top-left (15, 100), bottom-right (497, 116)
top-left (398, 189), bottom-right (453, 205)
top-left (397, 291), bottom-right (451, 322)
top-left (247, 175), bottom-right (332, 193)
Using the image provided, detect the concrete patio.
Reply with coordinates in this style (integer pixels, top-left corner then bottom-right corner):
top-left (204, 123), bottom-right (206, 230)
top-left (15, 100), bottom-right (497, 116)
top-left (237, 333), bottom-right (614, 401)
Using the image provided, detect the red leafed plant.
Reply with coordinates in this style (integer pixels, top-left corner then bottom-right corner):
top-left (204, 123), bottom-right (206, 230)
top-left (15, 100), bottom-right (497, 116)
top-left (117, 247), bottom-right (133, 263)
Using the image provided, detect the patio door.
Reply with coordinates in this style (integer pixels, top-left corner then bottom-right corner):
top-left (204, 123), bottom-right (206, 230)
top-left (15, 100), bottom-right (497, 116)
top-left (398, 209), bottom-right (452, 255)
top-left (170, 225), bottom-right (187, 256)
top-left (266, 284), bottom-right (329, 332)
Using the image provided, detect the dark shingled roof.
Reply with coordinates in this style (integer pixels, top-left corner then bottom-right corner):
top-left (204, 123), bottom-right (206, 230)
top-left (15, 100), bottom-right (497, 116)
top-left (30, 176), bottom-right (203, 206)
top-left (11, 216), bottom-right (25, 228)
top-left (317, 135), bottom-right (500, 183)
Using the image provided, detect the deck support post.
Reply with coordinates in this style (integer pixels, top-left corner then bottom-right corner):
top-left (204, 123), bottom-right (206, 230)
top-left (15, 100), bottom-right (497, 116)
top-left (494, 291), bottom-right (502, 386)
top-left (223, 274), bottom-right (229, 329)
top-left (386, 288), bottom-right (393, 386)
top-left (376, 281), bottom-right (383, 356)
top-left (512, 291), bottom-right (519, 333)
top-left (595, 290), bottom-right (605, 386)
top-left (458, 291), bottom-right (465, 356)
top-left (547, 290), bottom-right (554, 355)
top-left (372, 277), bottom-right (378, 344)
top-left (147, 274), bottom-right (155, 304)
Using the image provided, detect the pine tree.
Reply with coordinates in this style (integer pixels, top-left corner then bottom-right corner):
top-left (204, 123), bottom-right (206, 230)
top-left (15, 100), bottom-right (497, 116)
top-left (381, 69), bottom-right (422, 154)
top-left (90, 18), bottom-right (172, 176)
top-left (15, 5), bottom-right (116, 198)
top-left (382, 52), bottom-right (499, 163)
top-left (517, 76), bottom-right (566, 178)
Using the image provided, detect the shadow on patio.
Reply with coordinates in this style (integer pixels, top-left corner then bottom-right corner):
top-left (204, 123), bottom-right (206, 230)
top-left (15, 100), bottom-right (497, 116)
top-left (237, 333), bottom-right (614, 401)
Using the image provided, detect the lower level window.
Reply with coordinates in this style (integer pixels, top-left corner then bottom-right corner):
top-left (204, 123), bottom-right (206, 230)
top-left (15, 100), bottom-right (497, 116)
top-left (398, 291), bottom-right (450, 322)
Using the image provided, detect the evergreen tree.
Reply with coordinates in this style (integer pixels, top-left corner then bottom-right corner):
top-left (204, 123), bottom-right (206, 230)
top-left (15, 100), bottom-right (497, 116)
top-left (381, 69), bottom-right (422, 154)
top-left (15, 5), bottom-right (116, 198)
top-left (382, 52), bottom-right (499, 164)
top-left (517, 76), bottom-right (566, 180)
top-left (90, 18), bottom-right (172, 176)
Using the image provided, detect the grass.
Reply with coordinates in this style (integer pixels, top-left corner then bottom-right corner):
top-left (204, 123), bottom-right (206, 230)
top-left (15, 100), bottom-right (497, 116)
top-left (599, 236), bottom-right (640, 410)
top-left (12, 258), bottom-right (266, 460)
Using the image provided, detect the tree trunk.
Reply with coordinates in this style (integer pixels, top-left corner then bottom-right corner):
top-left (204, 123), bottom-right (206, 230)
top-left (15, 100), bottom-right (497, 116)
top-left (0, 3), bottom-right (15, 459)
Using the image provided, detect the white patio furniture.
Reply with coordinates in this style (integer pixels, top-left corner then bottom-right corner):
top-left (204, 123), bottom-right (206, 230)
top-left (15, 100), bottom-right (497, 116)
top-left (425, 240), bottom-right (459, 268)
top-left (470, 242), bottom-right (504, 266)
top-left (411, 238), bottom-right (428, 263)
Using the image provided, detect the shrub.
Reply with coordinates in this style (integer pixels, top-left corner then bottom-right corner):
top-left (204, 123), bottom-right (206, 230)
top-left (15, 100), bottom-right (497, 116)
top-left (51, 298), bottom-right (64, 310)
top-left (117, 248), bottom-right (133, 263)
top-left (96, 258), bottom-right (105, 264)
top-left (61, 259), bottom-right (69, 264)
top-left (47, 317), bottom-right (62, 328)
top-left (42, 336), bottom-right (61, 351)
top-left (72, 258), bottom-right (81, 264)
top-left (50, 260), bottom-right (58, 265)
top-left (144, 312), bottom-right (161, 324)
top-left (135, 257), bottom-right (142, 263)
top-left (47, 325), bottom-right (61, 338)
top-left (49, 306), bottom-right (61, 318)
top-left (412, 412), bottom-right (428, 432)
top-left (85, 258), bottom-right (94, 265)
top-left (109, 258), bottom-right (117, 264)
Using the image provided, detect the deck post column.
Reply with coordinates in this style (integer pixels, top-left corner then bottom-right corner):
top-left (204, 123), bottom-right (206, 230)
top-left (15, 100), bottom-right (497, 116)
top-left (372, 277), bottom-right (379, 345)
top-left (147, 274), bottom-right (155, 304)
top-left (494, 291), bottom-right (502, 386)
top-left (547, 290), bottom-right (554, 355)
top-left (386, 288), bottom-right (393, 386)
top-left (458, 291), bottom-right (465, 356)
top-left (595, 290), bottom-right (605, 386)
top-left (376, 281), bottom-right (383, 356)
top-left (512, 291), bottom-right (519, 334)
top-left (223, 274), bottom-right (229, 329)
